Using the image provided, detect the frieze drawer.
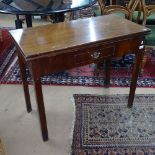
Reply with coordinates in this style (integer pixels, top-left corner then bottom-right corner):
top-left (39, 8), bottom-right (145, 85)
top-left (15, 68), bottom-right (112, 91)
top-left (74, 46), bottom-right (115, 65)
top-left (89, 46), bottom-right (115, 61)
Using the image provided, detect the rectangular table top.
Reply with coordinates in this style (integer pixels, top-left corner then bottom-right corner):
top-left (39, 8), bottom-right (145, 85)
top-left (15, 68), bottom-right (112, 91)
top-left (9, 14), bottom-right (150, 60)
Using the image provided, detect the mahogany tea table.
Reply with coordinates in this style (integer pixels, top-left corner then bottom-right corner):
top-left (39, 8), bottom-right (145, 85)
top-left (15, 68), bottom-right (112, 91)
top-left (9, 15), bottom-right (150, 141)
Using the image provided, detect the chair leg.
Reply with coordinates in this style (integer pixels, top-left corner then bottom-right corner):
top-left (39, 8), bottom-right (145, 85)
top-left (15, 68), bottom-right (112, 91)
top-left (136, 11), bottom-right (142, 24)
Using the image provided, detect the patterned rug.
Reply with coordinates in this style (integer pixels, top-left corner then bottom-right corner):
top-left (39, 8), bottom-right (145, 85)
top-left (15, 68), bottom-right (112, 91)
top-left (72, 94), bottom-right (155, 155)
top-left (0, 28), bottom-right (16, 78)
top-left (1, 29), bottom-right (155, 87)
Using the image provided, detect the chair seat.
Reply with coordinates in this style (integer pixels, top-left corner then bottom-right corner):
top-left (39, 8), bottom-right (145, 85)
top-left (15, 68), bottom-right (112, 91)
top-left (132, 11), bottom-right (155, 25)
top-left (145, 25), bottom-right (155, 46)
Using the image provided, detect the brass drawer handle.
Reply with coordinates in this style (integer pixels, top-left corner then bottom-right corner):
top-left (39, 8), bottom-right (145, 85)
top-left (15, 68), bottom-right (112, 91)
top-left (91, 51), bottom-right (101, 59)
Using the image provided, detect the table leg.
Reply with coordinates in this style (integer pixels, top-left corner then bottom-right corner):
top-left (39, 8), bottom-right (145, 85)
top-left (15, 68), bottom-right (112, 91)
top-left (15, 15), bottom-right (23, 29)
top-left (104, 58), bottom-right (111, 87)
top-left (26, 15), bottom-right (32, 27)
top-left (18, 55), bottom-right (32, 112)
top-left (33, 77), bottom-right (48, 141)
top-left (51, 12), bottom-right (65, 23)
top-left (128, 47), bottom-right (144, 108)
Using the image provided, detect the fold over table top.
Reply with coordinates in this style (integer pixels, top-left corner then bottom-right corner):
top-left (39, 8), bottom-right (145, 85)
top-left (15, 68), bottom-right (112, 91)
top-left (9, 15), bottom-right (150, 59)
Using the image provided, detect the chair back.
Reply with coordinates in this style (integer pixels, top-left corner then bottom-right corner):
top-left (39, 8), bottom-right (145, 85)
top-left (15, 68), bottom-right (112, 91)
top-left (127, 0), bottom-right (141, 12)
top-left (97, 0), bottom-right (145, 22)
top-left (97, 0), bottom-right (106, 15)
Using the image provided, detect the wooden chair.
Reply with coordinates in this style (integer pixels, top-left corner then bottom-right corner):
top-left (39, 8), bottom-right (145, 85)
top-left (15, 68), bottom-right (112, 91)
top-left (97, 0), bottom-right (145, 21)
top-left (136, 2), bottom-right (155, 73)
top-left (142, 4), bottom-right (155, 25)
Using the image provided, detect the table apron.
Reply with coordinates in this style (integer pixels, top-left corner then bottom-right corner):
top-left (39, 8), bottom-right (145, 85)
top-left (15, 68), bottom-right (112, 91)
top-left (114, 37), bottom-right (144, 57)
top-left (28, 37), bottom-right (144, 79)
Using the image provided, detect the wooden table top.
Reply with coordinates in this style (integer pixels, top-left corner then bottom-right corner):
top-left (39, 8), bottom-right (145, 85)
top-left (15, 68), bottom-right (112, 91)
top-left (9, 14), bottom-right (150, 59)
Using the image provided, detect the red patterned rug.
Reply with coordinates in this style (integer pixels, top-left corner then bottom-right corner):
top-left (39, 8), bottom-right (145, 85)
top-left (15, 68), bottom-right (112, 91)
top-left (72, 94), bottom-right (155, 155)
top-left (1, 29), bottom-right (155, 87)
top-left (0, 28), bottom-right (16, 78)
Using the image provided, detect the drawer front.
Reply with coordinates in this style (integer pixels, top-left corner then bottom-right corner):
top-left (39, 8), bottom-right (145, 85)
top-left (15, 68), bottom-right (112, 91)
top-left (89, 45), bottom-right (115, 61)
top-left (74, 45), bottom-right (115, 65)
top-left (30, 45), bottom-right (115, 77)
top-left (74, 49), bottom-right (90, 65)
top-left (114, 37), bottom-right (143, 57)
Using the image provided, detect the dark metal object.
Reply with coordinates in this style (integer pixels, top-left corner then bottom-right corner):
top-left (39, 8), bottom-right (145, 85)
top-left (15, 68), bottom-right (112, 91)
top-left (15, 15), bottom-right (23, 28)
top-left (50, 12), bottom-right (65, 23)
top-left (0, 0), bottom-right (97, 28)
top-left (26, 15), bottom-right (32, 27)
